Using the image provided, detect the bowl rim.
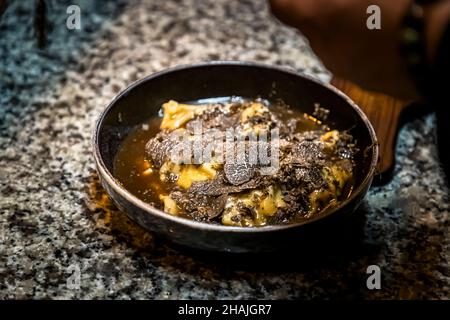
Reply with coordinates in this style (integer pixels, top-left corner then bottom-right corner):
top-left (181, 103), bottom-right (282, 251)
top-left (92, 60), bottom-right (379, 233)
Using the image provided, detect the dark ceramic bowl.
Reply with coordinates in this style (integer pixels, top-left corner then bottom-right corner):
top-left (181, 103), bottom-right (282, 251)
top-left (93, 61), bottom-right (378, 253)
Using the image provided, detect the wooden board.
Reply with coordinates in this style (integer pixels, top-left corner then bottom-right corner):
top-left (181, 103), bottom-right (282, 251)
top-left (331, 78), bottom-right (410, 183)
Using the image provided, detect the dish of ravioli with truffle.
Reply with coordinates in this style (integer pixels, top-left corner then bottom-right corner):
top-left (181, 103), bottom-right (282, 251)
top-left (114, 98), bottom-right (357, 227)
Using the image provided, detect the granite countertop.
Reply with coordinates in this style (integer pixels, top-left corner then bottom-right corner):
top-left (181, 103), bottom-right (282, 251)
top-left (0, 0), bottom-right (449, 299)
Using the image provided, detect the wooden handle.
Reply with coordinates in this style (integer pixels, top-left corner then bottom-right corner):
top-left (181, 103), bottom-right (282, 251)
top-left (331, 77), bottom-right (409, 183)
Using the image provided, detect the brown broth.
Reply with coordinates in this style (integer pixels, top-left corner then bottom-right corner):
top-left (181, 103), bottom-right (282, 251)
top-left (113, 116), bottom-right (167, 207)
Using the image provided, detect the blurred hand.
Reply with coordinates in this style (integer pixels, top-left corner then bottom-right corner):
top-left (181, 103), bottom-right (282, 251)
top-left (0, 0), bottom-right (7, 16)
top-left (269, 0), bottom-right (419, 100)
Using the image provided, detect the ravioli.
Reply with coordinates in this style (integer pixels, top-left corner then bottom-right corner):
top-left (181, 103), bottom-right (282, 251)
top-left (115, 99), bottom-right (356, 227)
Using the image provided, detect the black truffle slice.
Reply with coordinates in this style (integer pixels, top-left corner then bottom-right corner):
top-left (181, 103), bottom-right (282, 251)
top-left (145, 130), bottom-right (190, 168)
top-left (170, 191), bottom-right (227, 221)
top-left (145, 132), bottom-right (175, 168)
top-left (202, 111), bottom-right (241, 130)
top-left (189, 174), bottom-right (264, 196)
top-left (293, 165), bottom-right (324, 189)
top-left (291, 140), bottom-right (326, 163)
top-left (224, 161), bottom-right (255, 185)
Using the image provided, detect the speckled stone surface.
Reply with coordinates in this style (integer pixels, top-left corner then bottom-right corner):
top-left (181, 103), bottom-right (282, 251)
top-left (0, 0), bottom-right (449, 299)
